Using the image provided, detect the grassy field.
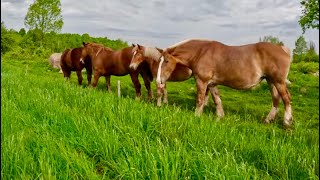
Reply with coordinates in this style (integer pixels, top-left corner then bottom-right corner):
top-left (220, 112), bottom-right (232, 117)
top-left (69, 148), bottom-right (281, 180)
top-left (1, 58), bottom-right (319, 179)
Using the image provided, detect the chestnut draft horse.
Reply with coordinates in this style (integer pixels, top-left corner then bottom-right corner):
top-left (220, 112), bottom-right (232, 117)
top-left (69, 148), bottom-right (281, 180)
top-left (156, 39), bottom-right (293, 128)
top-left (130, 44), bottom-right (216, 107)
top-left (60, 47), bottom-right (92, 85)
top-left (80, 42), bottom-right (153, 99)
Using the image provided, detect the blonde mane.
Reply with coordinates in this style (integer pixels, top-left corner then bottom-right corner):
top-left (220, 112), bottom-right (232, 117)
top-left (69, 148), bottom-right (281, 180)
top-left (167, 38), bottom-right (212, 50)
top-left (144, 47), bottom-right (162, 61)
top-left (87, 43), bottom-right (113, 56)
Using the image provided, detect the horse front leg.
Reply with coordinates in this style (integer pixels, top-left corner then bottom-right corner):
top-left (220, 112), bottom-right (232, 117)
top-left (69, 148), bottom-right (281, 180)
top-left (163, 84), bottom-right (168, 104)
top-left (92, 70), bottom-right (101, 88)
top-left (130, 73), bottom-right (142, 100)
top-left (85, 65), bottom-right (92, 86)
top-left (157, 84), bottom-right (163, 106)
top-left (209, 86), bottom-right (224, 118)
top-left (141, 71), bottom-right (153, 100)
top-left (76, 70), bottom-right (83, 85)
top-left (195, 79), bottom-right (208, 117)
top-left (105, 76), bottom-right (111, 92)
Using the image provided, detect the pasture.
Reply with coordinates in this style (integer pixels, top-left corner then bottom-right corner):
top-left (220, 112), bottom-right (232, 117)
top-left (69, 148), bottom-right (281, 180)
top-left (1, 58), bottom-right (319, 179)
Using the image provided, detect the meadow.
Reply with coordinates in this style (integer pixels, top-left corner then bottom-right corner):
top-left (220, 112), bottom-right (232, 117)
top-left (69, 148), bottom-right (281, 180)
top-left (1, 58), bottom-right (319, 179)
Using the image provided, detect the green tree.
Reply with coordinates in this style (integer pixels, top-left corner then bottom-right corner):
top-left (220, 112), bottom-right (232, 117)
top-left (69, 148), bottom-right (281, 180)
top-left (1, 22), bottom-right (14, 54)
top-left (299, 0), bottom-right (319, 33)
top-left (24, 0), bottom-right (63, 33)
top-left (293, 36), bottom-right (308, 55)
top-left (18, 28), bottom-right (26, 36)
top-left (259, 35), bottom-right (284, 45)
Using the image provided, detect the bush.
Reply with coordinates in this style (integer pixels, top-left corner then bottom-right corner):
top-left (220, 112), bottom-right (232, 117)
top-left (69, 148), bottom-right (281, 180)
top-left (291, 62), bottom-right (319, 74)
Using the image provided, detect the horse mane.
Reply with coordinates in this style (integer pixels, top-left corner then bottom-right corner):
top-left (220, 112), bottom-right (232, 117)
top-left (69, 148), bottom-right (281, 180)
top-left (86, 42), bottom-right (113, 56)
top-left (144, 47), bottom-right (162, 61)
top-left (167, 38), bottom-right (212, 50)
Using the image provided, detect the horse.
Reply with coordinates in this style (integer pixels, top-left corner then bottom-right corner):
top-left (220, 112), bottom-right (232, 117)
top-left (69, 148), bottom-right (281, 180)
top-left (129, 44), bottom-right (217, 108)
top-left (60, 47), bottom-right (92, 85)
top-left (156, 39), bottom-right (292, 128)
top-left (80, 42), bottom-right (153, 99)
top-left (49, 52), bottom-right (62, 73)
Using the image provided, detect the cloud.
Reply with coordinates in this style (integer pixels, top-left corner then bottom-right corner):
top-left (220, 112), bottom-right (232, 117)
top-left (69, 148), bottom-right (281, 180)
top-left (1, 0), bottom-right (319, 52)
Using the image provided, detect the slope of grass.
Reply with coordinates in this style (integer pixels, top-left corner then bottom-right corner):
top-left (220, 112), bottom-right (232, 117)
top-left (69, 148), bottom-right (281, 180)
top-left (1, 58), bottom-right (319, 179)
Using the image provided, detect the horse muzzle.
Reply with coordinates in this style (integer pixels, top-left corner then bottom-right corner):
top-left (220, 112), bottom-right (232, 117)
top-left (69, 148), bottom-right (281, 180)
top-left (129, 63), bottom-right (138, 70)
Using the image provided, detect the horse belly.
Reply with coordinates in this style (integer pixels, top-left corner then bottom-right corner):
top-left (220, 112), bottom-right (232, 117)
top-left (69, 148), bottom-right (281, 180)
top-left (168, 68), bottom-right (192, 81)
top-left (216, 73), bottom-right (263, 90)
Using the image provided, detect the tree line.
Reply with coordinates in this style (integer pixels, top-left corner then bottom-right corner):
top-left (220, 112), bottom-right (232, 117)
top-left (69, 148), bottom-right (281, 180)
top-left (1, 22), bottom-right (128, 60)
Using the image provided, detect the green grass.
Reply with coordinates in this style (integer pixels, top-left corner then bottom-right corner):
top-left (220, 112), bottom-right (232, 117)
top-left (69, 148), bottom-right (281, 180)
top-left (1, 58), bottom-right (319, 179)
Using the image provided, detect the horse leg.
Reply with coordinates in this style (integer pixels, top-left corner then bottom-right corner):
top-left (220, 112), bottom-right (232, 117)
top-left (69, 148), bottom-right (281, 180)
top-left (85, 66), bottom-right (92, 86)
top-left (62, 68), bottom-right (71, 81)
top-left (92, 71), bottom-right (101, 88)
top-left (105, 76), bottom-right (111, 92)
top-left (204, 88), bottom-right (209, 106)
top-left (129, 73), bottom-right (142, 100)
top-left (141, 72), bottom-right (153, 100)
top-left (157, 85), bottom-right (163, 106)
top-left (195, 79), bottom-right (208, 117)
top-left (274, 82), bottom-right (292, 129)
top-left (209, 86), bottom-right (225, 118)
top-left (163, 84), bottom-right (168, 104)
top-left (264, 82), bottom-right (281, 124)
top-left (76, 70), bottom-right (83, 85)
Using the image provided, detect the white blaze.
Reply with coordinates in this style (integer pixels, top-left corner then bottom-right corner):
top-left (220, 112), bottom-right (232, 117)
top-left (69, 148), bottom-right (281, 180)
top-left (156, 56), bottom-right (164, 84)
top-left (129, 51), bottom-right (138, 69)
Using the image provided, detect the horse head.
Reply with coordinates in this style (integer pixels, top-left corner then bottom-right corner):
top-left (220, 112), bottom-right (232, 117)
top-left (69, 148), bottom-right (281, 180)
top-left (129, 44), bottom-right (145, 70)
top-left (156, 48), bottom-right (181, 89)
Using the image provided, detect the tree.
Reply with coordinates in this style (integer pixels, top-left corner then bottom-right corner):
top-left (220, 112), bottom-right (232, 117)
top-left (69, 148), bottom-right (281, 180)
top-left (24, 0), bottom-right (63, 33)
top-left (299, 0), bottom-right (319, 33)
top-left (293, 36), bottom-right (308, 55)
top-left (259, 35), bottom-right (284, 45)
top-left (1, 22), bottom-right (14, 54)
top-left (18, 28), bottom-right (26, 36)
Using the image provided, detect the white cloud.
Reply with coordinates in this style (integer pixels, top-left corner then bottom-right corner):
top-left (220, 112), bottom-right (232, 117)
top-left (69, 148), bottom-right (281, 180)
top-left (1, 0), bottom-right (319, 52)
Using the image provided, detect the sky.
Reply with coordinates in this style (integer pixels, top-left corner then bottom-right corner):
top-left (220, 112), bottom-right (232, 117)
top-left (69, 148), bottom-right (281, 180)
top-left (1, 0), bottom-right (319, 53)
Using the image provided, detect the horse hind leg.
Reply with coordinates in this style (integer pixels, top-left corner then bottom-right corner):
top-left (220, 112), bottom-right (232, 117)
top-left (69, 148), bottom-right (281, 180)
top-left (63, 69), bottom-right (71, 81)
top-left (274, 82), bottom-right (292, 129)
top-left (264, 82), bottom-right (281, 124)
top-left (209, 86), bottom-right (224, 118)
top-left (76, 70), bottom-right (83, 85)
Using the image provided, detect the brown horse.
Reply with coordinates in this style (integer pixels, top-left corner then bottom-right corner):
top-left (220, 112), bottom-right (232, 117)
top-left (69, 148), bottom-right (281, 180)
top-left (60, 47), bottom-right (92, 85)
top-left (156, 39), bottom-right (292, 128)
top-left (80, 42), bottom-right (153, 99)
top-left (129, 44), bottom-right (216, 107)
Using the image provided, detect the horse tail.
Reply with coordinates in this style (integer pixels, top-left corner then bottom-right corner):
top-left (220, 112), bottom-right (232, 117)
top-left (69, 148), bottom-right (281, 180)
top-left (281, 46), bottom-right (292, 62)
top-left (280, 46), bottom-right (292, 85)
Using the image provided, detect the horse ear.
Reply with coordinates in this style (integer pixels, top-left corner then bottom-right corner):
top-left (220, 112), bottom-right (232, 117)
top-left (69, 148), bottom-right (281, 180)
top-left (82, 42), bottom-right (86, 46)
top-left (132, 43), bottom-right (135, 47)
top-left (137, 44), bottom-right (141, 49)
top-left (156, 47), bottom-right (163, 53)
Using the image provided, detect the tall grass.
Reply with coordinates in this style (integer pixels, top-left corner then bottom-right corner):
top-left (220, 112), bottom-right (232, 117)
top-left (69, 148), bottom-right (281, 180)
top-left (1, 59), bottom-right (319, 179)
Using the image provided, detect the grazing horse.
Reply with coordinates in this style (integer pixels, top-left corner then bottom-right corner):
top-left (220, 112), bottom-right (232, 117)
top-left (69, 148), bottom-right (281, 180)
top-left (60, 47), bottom-right (92, 85)
top-left (129, 44), bottom-right (216, 107)
top-left (80, 42), bottom-right (153, 99)
top-left (156, 39), bottom-right (292, 128)
top-left (48, 52), bottom-right (62, 73)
